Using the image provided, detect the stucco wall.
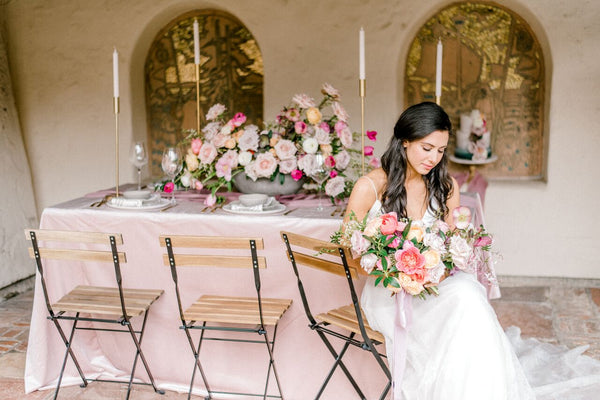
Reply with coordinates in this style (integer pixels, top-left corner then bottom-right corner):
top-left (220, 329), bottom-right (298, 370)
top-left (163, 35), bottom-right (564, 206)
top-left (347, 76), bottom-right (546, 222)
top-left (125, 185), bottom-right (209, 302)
top-left (4, 0), bottom-right (599, 278)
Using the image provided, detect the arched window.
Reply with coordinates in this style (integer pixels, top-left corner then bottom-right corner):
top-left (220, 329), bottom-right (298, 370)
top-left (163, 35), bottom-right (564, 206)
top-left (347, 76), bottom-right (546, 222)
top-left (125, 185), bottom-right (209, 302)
top-left (405, 2), bottom-right (545, 179)
top-left (145, 10), bottom-right (264, 175)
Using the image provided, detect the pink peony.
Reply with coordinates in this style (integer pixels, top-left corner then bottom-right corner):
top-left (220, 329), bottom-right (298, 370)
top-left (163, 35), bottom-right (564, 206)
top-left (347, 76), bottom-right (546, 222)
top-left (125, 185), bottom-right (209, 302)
top-left (191, 138), bottom-right (203, 155)
top-left (394, 241), bottom-right (426, 275)
top-left (291, 169), bottom-right (303, 181)
top-left (294, 121), bottom-right (307, 134)
top-left (366, 130), bottom-right (377, 141)
top-left (379, 212), bottom-right (399, 235)
top-left (163, 182), bottom-right (174, 193)
top-left (364, 146), bottom-right (374, 156)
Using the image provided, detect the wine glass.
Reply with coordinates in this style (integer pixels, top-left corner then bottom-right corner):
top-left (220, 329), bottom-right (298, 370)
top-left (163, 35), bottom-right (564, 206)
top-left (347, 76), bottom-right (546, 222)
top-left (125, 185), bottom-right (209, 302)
top-left (129, 141), bottom-right (148, 190)
top-left (161, 147), bottom-right (183, 204)
top-left (310, 152), bottom-right (330, 211)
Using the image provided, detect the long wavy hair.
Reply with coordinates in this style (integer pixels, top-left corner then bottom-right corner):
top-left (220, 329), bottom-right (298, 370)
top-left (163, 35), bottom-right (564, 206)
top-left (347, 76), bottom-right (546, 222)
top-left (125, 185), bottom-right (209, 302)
top-left (381, 102), bottom-right (453, 219)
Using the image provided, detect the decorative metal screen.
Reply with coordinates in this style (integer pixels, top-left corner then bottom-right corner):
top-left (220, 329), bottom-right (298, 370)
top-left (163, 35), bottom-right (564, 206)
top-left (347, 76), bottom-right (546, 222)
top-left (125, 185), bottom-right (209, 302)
top-left (145, 10), bottom-right (264, 175)
top-left (405, 2), bottom-right (545, 179)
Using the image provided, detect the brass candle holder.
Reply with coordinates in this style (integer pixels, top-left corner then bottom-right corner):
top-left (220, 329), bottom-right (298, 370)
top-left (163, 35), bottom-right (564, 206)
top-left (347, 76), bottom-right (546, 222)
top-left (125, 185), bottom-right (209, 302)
top-left (113, 97), bottom-right (120, 197)
top-left (435, 95), bottom-right (441, 106)
top-left (359, 79), bottom-right (366, 176)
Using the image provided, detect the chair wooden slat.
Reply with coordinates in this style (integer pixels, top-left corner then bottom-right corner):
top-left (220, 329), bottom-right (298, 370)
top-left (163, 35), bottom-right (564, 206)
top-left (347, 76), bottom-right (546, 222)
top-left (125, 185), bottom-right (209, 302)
top-left (161, 254), bottom-right (266, 268)
top-left (25, 229), bottom-right (123, 244)
top-left (159, 235), bottom-right (264, 250)
top-left (28, 247), bottom-right (126, 263)
top-left (316, 304), bottom-right (385, 343)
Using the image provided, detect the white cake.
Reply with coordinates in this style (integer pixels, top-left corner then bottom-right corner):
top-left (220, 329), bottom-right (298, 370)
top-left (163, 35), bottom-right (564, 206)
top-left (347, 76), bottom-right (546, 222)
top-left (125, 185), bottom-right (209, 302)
top-left (454, 109), bottom-right (492, 161)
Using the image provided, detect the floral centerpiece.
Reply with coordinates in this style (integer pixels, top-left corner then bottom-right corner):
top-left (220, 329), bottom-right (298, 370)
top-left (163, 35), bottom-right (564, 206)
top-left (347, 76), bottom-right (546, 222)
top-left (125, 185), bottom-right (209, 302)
top-left (331, 206), bottom-right (494, 299)
top-left (161, 83), bottom-right (378, 205)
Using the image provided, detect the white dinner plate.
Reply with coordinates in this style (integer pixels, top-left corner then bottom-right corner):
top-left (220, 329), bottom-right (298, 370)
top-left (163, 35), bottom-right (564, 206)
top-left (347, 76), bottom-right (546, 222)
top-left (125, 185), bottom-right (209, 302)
top-left (106, 198), bottom-right (172, 211)
top-left (223, 201), bottom-right (286, 215)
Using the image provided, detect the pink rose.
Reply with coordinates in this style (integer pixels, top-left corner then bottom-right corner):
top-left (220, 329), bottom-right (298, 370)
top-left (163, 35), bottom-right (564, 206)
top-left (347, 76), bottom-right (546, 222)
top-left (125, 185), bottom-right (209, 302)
top-left (231, 112), bottom-right (247, 127)
top-left (334, 150), bottom-right (351, 170)
top-left (274, 139), bottom-right (298, 160)
top-left (278, 158), bottom-right (298, 175)
top-left (294, 121), bottom-right (307, 134)
top-left (394, 241), bottom-right (426, 275)
top-left (329, 170), bottom-right (338, 178)
top-left (334, 120), bottom-right (347, 133)
top-left (291, 169), bottom-right (303, 181)
top-left (198, 143), bottom-right (218, 164)
top-left (204, 194), bottom-right (217, 207)
top-left (325, 155), bottom-right (336, 168)
top-left (367, 130), bottom-right (377, 141)
top-left (163, 182), bottom-right (174, 193)
top-left (191, 138), bottom-right (203, 155)
top-left (364, 146), bottom-right (374, 156)
top-left (193, 180), bottom-right (203, 191)
top-left (238, 129), bottom-right (260, 152)
top-left (318, 122), bottom-right (331, 134)
top-left (379, 212), bottom-right (399, 235)
top-left (339, 127), bottom-right (353, 148)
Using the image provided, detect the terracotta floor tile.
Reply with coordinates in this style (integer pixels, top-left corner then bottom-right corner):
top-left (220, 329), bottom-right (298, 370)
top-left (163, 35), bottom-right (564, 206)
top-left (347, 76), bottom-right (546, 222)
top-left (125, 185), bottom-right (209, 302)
top-left (491, 302), bottom-right (555, 339)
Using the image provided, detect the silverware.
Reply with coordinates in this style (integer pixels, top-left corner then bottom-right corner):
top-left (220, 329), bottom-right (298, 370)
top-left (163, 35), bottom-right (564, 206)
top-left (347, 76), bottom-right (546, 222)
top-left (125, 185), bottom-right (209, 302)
top-left (160, 203), bottom-right (177, 212)
top-left (200, 206), bottom-right (210, 213)
top-left (331, 206), bottom-right (341, 216)
top-left (283, 208), bottom-right (297, 216)
top-left (90, 195), bottom-right (113, 208)
top-left (210, 203), bottom-right (223, 213)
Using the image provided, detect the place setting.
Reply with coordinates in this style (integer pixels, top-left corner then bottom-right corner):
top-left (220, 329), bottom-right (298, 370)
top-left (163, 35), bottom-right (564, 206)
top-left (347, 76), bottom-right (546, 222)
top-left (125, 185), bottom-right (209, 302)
top-left (223, 193), bottom-right (286, 215)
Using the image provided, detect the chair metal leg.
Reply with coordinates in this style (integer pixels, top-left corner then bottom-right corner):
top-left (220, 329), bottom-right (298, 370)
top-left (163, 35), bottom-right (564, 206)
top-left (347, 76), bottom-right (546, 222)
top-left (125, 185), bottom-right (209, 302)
top-left (185, 322), bottom-right (211, 400)
top-left (261, 324), bottom-right (284, 399)
top-left (52, 314), bottom-right (85, 400)
top-left (124, 312), bottom-right (165, 397)
top-left (314, 331), bottom-right (366, 400)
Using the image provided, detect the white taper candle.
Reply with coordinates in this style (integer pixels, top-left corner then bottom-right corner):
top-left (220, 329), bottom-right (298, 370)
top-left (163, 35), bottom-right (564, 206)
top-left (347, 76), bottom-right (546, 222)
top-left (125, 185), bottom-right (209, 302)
top-left (113, 48), bottom-right (119, 98)
top-left (435, 39), bottom-right (443, 97)
top-left (359, 27), bottom-right (365, 80)
top-left (194, 19), bottom-right (200, 65)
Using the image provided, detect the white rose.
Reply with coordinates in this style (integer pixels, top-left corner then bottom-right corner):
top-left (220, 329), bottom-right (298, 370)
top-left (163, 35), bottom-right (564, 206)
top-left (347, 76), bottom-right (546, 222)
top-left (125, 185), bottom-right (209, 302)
top-left (238, 129), bottom-right (260, 152)
top-left (315, 127), bottom-right (332, 145)
top-left (297, 154), bottom-right (315, 175)
top-left (302, 137), bottom-right (319, 154)
top-left (180, 171), bottom-right (192, 188)
top-left (449, 236), bottom-right (473, 271)
top-left (238, 151), bottom-right (253, 166)
top-left (360, 253), bottom-right (378, 273)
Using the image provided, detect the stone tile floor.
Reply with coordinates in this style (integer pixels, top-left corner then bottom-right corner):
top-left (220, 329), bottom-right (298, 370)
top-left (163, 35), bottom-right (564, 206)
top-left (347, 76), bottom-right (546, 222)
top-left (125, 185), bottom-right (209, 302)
top-left (1, 277), bottom-right (599, 399)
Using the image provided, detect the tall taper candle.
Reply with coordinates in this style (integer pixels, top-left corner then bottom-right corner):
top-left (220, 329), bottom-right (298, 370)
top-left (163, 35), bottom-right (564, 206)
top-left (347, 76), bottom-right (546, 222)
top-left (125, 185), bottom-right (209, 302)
top-left (193, 19), bottom-right (200, 65)
top-left (435, 38), bottom-right (442, 103)
top-left (359, 27), bottom-right (365, 80)
top-left (113, 48), bottom-right (119, 98)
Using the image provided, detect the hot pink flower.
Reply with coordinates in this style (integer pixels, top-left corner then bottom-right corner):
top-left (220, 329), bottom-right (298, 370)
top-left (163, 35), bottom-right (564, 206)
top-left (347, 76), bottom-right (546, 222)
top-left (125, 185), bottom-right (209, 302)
top-left (231, 112), bottom-right (247, 127)
top-left (163, 182), bottom-right (174, 193)
top-left (325, 155), bottom-right (336, 168)
top-left (364, 146), bottom-right (374, 156)
top-left (329, 170), bottom-right (338, 178)
top-left (395, 241), bottom-right (426, 275)
top-left (369, 157), bottom-right (381, 168)
top-left (291, 169), bottom-right (303, 181)
top-left (294, 121), bottom-right (307, 134)
top-left (367, 130), bottom-right (377, 141)
top-left (318, 122), bottom-right (331, 134)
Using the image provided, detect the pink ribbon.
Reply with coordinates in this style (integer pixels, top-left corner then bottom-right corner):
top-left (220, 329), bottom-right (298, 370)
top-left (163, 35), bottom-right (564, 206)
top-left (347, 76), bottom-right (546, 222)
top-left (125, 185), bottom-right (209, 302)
top-left (392, 291), bottom-right (413, 400)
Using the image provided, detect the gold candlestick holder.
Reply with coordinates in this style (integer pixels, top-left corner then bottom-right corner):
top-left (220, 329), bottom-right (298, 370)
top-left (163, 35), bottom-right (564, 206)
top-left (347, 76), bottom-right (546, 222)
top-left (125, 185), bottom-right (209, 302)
top-left (359, 79), bottom-right (366, 176)
top-left (195, 63), bottom-right (201, 134)
top-left (435, 95), bottom-right (441, 106)
top-left (113, 97), bottom-right (120, 197)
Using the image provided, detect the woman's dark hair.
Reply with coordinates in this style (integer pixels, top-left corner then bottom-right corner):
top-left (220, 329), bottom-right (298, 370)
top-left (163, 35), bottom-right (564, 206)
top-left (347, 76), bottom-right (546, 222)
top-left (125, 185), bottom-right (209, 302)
top-left (381, 101), bottom-right (453, 219)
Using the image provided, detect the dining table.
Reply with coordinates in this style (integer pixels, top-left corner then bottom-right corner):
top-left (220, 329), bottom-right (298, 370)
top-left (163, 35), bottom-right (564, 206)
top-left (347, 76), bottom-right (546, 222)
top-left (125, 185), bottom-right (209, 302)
top-left (24, 185), bottom-right (489, 399)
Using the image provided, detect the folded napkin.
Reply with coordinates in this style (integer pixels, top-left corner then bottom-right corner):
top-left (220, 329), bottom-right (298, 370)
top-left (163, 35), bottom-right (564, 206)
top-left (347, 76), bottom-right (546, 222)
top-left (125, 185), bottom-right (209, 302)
top-left (229, 197), bottom-right (276, 212)
top-left (109, 193), bottom-right (161, 208)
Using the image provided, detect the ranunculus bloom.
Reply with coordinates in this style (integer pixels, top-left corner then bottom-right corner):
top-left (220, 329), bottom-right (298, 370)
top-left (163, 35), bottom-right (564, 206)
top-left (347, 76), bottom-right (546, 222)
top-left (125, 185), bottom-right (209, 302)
top-left (163, 181), bottom-right (174, 193)
top-left (379, 212), bottom-right (399, 235)
top-left (204, 193), bottom-right (217, 207)
top-left (395, 241), bottom-right (426, 275)
top-left (366, 130), bottom-right (377, 141)
top-left (306, 107), bottom-right (322, 125)
top-left (291, 169), bottom-right (303, 181)
top-left (452, 206), bottom-right (472, 229)
top-left (325, 176), bottom-right (345, 198)
top-left (191, 138), bottom-right (203, 155)
top-left (364, 146), bottom-right (374, 156)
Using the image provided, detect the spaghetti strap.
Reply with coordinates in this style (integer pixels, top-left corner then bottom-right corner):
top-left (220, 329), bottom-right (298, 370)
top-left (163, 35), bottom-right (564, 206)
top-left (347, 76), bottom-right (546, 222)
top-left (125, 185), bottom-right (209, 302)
top-left (362, 176), bottom-right (379, 201)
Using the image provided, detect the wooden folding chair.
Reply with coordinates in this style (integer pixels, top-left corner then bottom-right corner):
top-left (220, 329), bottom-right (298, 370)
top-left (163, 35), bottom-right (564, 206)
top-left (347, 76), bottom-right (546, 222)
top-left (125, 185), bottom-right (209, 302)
top-left (159, 235), bottom-right (293, 400)
top-left (25, 229), bottom-right (165, 399)
top-left (280, 231), bottom-right (391, 400)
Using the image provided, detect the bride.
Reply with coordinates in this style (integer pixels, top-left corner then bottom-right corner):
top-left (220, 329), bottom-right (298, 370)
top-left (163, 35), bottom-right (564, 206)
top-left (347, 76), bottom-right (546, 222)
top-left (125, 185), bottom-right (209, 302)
top-left (343, 102), bottom-right (599, 399)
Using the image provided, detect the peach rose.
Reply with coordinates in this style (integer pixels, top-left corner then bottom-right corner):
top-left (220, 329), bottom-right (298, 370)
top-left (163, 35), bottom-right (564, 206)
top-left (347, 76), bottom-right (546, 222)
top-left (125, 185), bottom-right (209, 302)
top-left (406, 224), bottom-right (425, 242)
top-left (306, 107), bottom-right (322, 125)
top-left (422, 249), bottom-right (441, 269)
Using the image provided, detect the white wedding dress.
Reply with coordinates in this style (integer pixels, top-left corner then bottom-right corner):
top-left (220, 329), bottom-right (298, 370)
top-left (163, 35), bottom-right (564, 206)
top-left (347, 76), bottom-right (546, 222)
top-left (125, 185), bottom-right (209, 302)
top-left (360, 194), bottom-right (600, 399)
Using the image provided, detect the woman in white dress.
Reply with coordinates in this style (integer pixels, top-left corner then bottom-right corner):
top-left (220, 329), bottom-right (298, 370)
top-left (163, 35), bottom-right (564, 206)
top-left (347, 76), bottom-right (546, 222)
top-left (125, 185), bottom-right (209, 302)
top-left (344, 102), bottom-right (535, 399)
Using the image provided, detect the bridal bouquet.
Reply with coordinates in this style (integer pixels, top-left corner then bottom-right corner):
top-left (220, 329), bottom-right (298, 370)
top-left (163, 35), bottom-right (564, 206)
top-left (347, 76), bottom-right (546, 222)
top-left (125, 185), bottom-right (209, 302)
top-left (331, 206), bottom-right (493, 299)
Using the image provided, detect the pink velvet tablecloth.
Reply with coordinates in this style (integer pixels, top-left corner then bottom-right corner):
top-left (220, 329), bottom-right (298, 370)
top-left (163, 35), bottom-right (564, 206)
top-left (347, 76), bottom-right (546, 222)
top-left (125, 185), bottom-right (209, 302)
top-left (25, 190), bottom-right (391, 399)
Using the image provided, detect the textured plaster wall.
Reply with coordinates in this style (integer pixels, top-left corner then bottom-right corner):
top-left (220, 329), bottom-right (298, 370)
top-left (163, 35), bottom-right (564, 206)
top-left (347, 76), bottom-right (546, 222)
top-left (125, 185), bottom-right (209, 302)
top-left (3, 0), bottom-right (599, 278)
top-left (0, 26), bottom-right (37, 289)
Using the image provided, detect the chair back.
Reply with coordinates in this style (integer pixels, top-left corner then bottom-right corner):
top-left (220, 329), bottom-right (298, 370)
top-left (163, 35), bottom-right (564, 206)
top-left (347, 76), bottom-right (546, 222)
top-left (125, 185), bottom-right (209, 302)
top-left (159, 235), bottom-right (267, 326)
top-left (280, 231), bottom-right (363, 325)
top-left (24, 229), bottom-right (127, 317)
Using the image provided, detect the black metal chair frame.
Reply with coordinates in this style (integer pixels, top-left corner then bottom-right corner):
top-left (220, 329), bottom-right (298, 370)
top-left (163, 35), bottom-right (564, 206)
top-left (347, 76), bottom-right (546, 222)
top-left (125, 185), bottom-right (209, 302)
top-left (26, 230), bottom-right (165, 400)
top-left (281, 232), bottom-right (391, 400)
top-left (163, 235), bottom-right (287, 400)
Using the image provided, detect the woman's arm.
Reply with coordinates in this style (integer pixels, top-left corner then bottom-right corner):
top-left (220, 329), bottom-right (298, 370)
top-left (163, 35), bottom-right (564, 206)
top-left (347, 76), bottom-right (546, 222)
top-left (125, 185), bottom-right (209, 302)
top-left (343, 175), bottom-right (379, 223)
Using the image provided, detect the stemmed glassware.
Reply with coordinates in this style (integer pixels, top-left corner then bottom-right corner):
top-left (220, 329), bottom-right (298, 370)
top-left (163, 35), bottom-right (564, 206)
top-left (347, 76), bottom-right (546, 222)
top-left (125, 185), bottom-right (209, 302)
top-left (161, 147), bottom-right (183, 204)
top-left (309, 152), bottom-right (330, 211)
top-left (129, 141), bottom-right (148, 190)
